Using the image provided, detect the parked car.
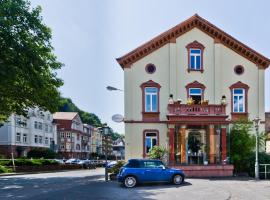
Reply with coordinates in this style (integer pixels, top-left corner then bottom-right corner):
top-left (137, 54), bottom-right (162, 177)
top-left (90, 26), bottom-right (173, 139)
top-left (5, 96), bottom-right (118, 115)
top-left (78, 160), bottom-right (96, 169)
top-left (117, 159), bottom-right (185, 188)
top-left (65, 159), bottom-right (81, 164)
top-left (106, 161), bottom-right (117, 169)
top-left (54, 159), bottom-right (65, 164)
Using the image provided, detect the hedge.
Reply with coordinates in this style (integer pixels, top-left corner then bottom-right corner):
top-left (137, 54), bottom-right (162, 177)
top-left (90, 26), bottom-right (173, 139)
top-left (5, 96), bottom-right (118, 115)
top-left (0, 159), bottom-right (59, 166)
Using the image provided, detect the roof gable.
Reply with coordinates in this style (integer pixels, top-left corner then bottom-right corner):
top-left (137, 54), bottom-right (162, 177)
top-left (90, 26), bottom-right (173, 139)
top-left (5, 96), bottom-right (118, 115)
top-left (116, 14), bottom-right (270, 69)
top-left (53, 112), bottom-right (78, 120)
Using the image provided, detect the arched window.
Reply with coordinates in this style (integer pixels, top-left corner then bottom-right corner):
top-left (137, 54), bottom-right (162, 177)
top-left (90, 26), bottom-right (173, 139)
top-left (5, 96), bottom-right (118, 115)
top-left (186, 41), bottom-right (205, 72)
top-left (229, 81), bottom-right (249, 121)
top-left (140, 80), bottom-right (161, 121)
top-left (143, 130), bottom-right (159, 157)
top-left (185, 81), bottom-right (206, 104)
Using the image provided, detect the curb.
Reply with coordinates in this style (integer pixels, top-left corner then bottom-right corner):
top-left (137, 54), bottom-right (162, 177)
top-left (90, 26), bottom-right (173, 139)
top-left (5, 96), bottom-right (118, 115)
top-left (0, 168), bottom-right (93, 177)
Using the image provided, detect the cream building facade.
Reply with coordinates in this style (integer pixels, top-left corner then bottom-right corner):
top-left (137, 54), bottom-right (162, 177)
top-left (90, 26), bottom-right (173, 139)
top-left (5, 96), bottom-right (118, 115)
top-left (117, 15), bottom-right (270, 177)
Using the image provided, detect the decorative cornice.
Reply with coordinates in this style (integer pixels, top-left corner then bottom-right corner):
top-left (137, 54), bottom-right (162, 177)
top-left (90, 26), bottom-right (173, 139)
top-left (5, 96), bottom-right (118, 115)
top-left (229, 81), bottom-right (249, 90)
top-left (186, 40), bottom-right (205, 50)
top-left (116, 14), bottom-right (270, 69)
top-left (185, 81), bottom-right (206, 89)
top-left (140, 80), bottom-right (161, 89)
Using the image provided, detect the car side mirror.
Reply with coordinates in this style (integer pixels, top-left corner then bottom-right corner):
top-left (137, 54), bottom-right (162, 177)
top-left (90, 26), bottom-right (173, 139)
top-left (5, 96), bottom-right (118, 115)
top-left (158, 165), bottom-right (166, 170)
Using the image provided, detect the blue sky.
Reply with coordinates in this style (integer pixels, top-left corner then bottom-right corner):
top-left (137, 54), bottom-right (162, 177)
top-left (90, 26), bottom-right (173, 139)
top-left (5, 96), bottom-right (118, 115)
top-left (31, 0), bottom-right (270, 134)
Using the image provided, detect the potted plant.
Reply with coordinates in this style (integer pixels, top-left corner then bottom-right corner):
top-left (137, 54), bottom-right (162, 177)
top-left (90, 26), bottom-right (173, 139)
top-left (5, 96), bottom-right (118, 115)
top-left (187, 97), bottom-right (194, 105)
top-left (177, 98), bottom-right (182, 104)
top-left (221, 95), bottom-right (227, 105)
top-left (201, 100), bottom-right (209, 105)
top-left (168, 94), bottom-right (174, 104)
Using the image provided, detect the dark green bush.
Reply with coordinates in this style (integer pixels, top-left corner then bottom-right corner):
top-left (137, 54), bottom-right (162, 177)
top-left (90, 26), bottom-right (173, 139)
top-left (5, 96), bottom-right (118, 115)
top-left (245, 152), bottom-right (270, 178)
top-left (0, 165), bottom-right (12, 173)
top-left (0, 160), bottom-right (12, 166)
top-left (108, 161), bottom-right (125, 174)
top-left (27, 148), bottom-right (57, 159)
top-left (0, 159), bottom-right (59, 166)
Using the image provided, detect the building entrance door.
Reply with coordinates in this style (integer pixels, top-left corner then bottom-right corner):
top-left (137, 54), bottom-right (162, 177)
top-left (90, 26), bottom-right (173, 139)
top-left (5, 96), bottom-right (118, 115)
top-left (187, 130), bottom-right (206, 165)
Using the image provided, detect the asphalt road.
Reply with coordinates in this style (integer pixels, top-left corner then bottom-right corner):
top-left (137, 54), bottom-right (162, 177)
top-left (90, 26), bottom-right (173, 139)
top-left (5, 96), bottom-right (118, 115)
top-left (0, 168), bottom-right (269, 200)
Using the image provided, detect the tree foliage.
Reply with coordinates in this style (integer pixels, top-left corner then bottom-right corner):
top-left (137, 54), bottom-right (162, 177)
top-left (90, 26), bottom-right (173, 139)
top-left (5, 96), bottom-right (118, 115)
top-left (0, 0), bottom-right (63, 121)
top-left (58, 97), bottom-right (102, 127)
top-left (148, 146), bottom-right (167, 160)
top-left (230, 120), bottom-right (256, 173)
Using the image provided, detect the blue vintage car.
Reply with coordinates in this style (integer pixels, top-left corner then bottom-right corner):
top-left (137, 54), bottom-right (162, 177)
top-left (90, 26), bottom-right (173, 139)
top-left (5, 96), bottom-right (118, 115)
top-left (117, 159), bottom-right (185, 188)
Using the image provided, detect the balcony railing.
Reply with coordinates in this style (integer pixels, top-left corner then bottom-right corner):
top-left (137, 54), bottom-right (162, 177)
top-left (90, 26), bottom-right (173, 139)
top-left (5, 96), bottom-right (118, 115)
top-left (168, 103), bottom-right (226, 116)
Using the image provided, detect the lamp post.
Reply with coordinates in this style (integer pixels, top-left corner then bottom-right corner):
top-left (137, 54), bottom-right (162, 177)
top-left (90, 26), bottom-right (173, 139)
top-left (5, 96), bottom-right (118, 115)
top-left (106, 86), bottom-right (123, 91)
top-left (102, 124), bottom-right (110, 182)
top-left (253, 117), bottom-right (260, 180)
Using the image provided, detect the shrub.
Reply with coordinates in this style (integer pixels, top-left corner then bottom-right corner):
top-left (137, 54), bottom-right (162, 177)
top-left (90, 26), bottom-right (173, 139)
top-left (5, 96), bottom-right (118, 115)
top-left (108, 161), bottom-right (125, 174)
top-left (0, 165), bottom-right (12, 173)
top-left (245, 152), bottom-right (270, 178)
top-left (148, 146), bottom-right (168, 160)
top-left (27, 148), bottom-right (57, 159)
top-left (230, 120), bottom-right (255, 173)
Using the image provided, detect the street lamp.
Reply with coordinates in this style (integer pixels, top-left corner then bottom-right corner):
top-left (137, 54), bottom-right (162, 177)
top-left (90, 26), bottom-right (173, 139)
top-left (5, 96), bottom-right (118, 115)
top-left (253, 117), bottom-right (260, 180)
top-left (102, 124), bottom-right (110, 182)
top-left (106, 86), bottom-right (123, 91)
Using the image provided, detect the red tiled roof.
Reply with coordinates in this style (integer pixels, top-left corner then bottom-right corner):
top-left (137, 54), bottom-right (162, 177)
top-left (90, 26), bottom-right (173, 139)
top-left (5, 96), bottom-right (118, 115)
top-left (116, 14), bottom-right (270, 69)
top-left (53, 112), bottom-right (78, 120)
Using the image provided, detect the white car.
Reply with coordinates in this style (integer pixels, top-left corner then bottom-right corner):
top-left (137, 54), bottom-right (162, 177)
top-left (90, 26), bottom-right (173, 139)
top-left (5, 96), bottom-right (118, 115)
top-left (65, 159), bottom-right (81, 164)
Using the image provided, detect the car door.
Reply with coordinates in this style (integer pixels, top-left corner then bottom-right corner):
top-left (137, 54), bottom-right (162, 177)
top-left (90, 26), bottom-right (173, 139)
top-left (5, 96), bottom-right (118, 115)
top-left (142, 161), bottom-right (165, 182)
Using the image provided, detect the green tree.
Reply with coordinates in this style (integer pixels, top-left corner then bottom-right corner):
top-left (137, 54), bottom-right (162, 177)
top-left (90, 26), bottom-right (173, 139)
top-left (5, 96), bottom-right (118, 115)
top-left (0, 0), bottom-right (63, 121)
top-left (230, 120), bottom-right (256, 173)
top-left (58, 97), bottom-right (102, 127)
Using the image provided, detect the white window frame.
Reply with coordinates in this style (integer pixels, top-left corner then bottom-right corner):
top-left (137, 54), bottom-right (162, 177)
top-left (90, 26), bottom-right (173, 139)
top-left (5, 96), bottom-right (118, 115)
top-left (34, 135), bottom-right (38, 143)
top-left (34, 121), bottom-right (38, 129)
top-left (145, 132), bottom-right (158, 154)
top-left (66, 133), bottom-right (71, 138)
top-left (45, 137), bottom-right (49, 145)
top-left (16, 133), bottom-right (21, 143)
top-left (189, 48), bottom-right (202, 70)
top-left (23, 134), bottom-right (27, 143)
top-left (145, 87), bottom-right (158, 112)
top-left (233, 88), bottom-right (245, 113)
top-left (39, 136), bottom-right (42, 144)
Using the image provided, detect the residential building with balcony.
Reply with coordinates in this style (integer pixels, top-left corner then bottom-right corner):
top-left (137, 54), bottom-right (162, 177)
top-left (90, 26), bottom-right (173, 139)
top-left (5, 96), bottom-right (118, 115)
top-left (53, 112), bottom-right (91, 159)
top-left (116, 14), bottom-right (269, 177)
top-left (90, 127), bottom-right (102, 155)
top-left (0, 107), bottom-right (57, 158)
top-left (112, 138), bottom-right (125, 160)
top-left (101, 134), bottom-right (113, 156)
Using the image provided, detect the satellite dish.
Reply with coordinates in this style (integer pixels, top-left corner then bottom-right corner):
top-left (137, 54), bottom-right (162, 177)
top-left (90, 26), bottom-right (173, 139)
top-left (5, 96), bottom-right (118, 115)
top-left (112, 114), bottom-right (124, 123)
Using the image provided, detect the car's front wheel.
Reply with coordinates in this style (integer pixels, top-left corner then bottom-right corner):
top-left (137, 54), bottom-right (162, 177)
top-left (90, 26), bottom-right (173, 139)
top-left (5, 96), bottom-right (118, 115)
top-left (124, 176), bottom-right (137, 188)
top-left (173, 174), bottom-right (184, 185)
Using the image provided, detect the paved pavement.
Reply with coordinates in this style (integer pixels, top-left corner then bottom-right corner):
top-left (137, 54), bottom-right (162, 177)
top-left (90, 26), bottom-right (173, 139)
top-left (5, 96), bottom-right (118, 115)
top-left (0, 168), bottom-right (269, 200)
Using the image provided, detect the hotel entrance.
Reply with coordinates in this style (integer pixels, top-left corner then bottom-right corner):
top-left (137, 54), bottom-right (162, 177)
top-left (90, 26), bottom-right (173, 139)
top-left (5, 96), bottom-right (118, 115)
top-left (173, 125), bottom-right (224, 165)
top-left (187, 129), bottom-right (206, 165)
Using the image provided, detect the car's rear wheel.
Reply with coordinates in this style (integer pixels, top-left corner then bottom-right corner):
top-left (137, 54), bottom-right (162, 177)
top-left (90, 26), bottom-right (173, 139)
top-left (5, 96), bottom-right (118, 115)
top-left (124, 176), bottom-right (137, 188)
top-left (173, 174), bottom-right (184, 185)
